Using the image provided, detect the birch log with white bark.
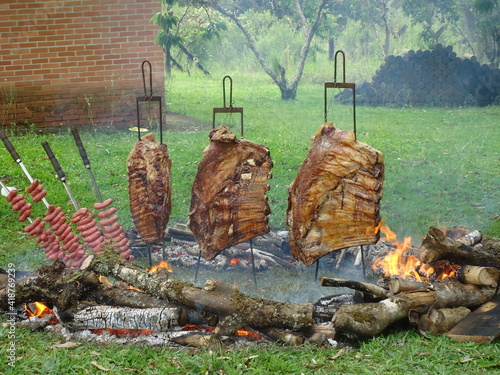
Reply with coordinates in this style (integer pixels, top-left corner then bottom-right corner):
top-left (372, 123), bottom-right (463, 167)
top-left (67, 306), bottom-right (186, 331)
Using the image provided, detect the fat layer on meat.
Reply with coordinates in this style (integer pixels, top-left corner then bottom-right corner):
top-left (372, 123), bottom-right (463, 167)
top-left (287, 123), bottom-right (384, 266)
top-left (127, 133), bottom-right (172, 244)
top-left (188, 125), bottom-right (272, 260)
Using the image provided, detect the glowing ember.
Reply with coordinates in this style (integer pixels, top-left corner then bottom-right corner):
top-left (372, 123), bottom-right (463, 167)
top-left (98, 275), bottom-right (113, 287)
top-left (128, 285), bottom-right (145, 293)
top-left (372, 224), bottom-right (458, 281)
top-left (149, 260), bottom-right (173, 273)
top-left (235, 327), bottom-right (263, 340)
top-left (230, 258), bottom-right (242, 265)
top-left (25, 302), bottom-right (53, 318)
top-left (182, 324), bottom-right (215, 333)
top-left (182, 324), bottom-right (262, 340)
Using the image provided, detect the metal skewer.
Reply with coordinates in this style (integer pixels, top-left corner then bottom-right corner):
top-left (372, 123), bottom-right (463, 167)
top-left (0, 128), bottom-right (50, 209)
top-left (71, 127), bottom-right (103, 203)
top-left (42, 141), bottom-right (80, 211)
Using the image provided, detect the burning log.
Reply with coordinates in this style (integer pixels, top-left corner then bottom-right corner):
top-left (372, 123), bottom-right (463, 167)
top-left (331, 280), bottom-right (496, 338)
top-left (188, 125), bottom-right (273, 260)
top-left (287, 123), bottom-right (384, 266)
top-left (385, 278), bottom-right (430, 294)
top-left (408, 306), bottom-right (471, 335)
top-left (83, 251), bottom-right (315, 335)
top-left (418, 227), bottom-right (500, 269)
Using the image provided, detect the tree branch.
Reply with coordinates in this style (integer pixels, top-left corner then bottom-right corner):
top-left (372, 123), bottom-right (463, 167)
top-left (211, 2), bottom-right (281, 87)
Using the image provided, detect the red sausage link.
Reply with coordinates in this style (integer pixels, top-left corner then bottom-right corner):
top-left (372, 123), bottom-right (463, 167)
top-left (77, 219), bottom-right (97, 232)
top-left (11, 199), bottom-right (26, 211)
top-left (81, 227), bottom-right (100, 239)
top-left (18, 210), bottom-right (31, 222)
top-left (100, 214), bottom-right (118, 227)
top-left (106, 227), bottom-right (123, 240)
top-left (11, 194), bottom-right (24, 205)
top-left (103, 222), bottom-right (120, 234)
top-left (93, 198), bottom-right (113, 210)
top-left (116, 237), bottom-right (129, 247)
top-left (76, 214), bottom-right (94, 226)
top-left (55, 223), bottom-right (71, 237)
top-left (44, 207), bottom-right (62, 223)
top-left (26, 179), bottom-right (39, 194)
top-left (84, 230), bottom-right (103, 244)
top-left (6, 190), bottom-right (17, 202)
top-left (19, 203), bottom-right (32, 215)
top-left (33, 190), bottom-right (47, 203)
top-left (24, 217), bottom-right (42, 233)
top-left (98, 207), bottom-right (117, 219)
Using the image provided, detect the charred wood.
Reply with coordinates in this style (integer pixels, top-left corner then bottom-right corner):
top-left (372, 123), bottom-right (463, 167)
top-left (418, 227), bottom-right (500, 268)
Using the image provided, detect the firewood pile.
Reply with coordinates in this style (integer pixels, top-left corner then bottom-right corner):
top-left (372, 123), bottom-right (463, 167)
top-left (336, 44), bottom-right (500, 107)
top-left (2, 225), bottom-right (499, 347)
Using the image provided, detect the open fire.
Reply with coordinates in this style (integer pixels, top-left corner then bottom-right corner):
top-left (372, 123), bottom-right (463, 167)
top-left (25, 301), bottom-right (53, 319)
top-left (371, 224), bottom-right (459, 281)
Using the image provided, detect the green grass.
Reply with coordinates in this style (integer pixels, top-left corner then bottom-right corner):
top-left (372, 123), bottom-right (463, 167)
top-left (1, 323), bottom-right (499, 374)
top-left (0, 71), bottom-right (499, 372)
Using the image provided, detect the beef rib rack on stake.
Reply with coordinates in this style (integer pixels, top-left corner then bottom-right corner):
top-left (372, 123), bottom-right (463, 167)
top-left (188, 125), bottom-right (273, 260)
top-left (287, 122), bottom-right (384, 266)
top-left (127, 132), bottom-right (172, 245)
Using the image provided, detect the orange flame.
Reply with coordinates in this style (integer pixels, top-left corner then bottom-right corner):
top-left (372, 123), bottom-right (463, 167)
top-left (149, 260), bottom-right (173, 273)
top-left (25, 302), bottom-right (53, 318)
top-left (372, 224), bottom-right (457, 281)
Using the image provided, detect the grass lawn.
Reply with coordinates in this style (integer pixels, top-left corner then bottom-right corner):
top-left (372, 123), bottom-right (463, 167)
top-left (0, 71), bottom-right (499, 373)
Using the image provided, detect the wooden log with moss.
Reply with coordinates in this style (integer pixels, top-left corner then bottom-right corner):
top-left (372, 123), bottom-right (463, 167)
top-left (81, 252), bottom-right (315, 335)
top-left (332, 281), bottom-right (495, 338)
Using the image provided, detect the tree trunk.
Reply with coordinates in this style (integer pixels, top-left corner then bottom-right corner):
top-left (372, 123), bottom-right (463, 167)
top-left (213, 1), bottom-right (328, 101)
top-left (328, 38), bottom-right (335, 61)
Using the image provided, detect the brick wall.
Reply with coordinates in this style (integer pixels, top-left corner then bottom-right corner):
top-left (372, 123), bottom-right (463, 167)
top-left (0, 0), bottom-right (164, 129)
